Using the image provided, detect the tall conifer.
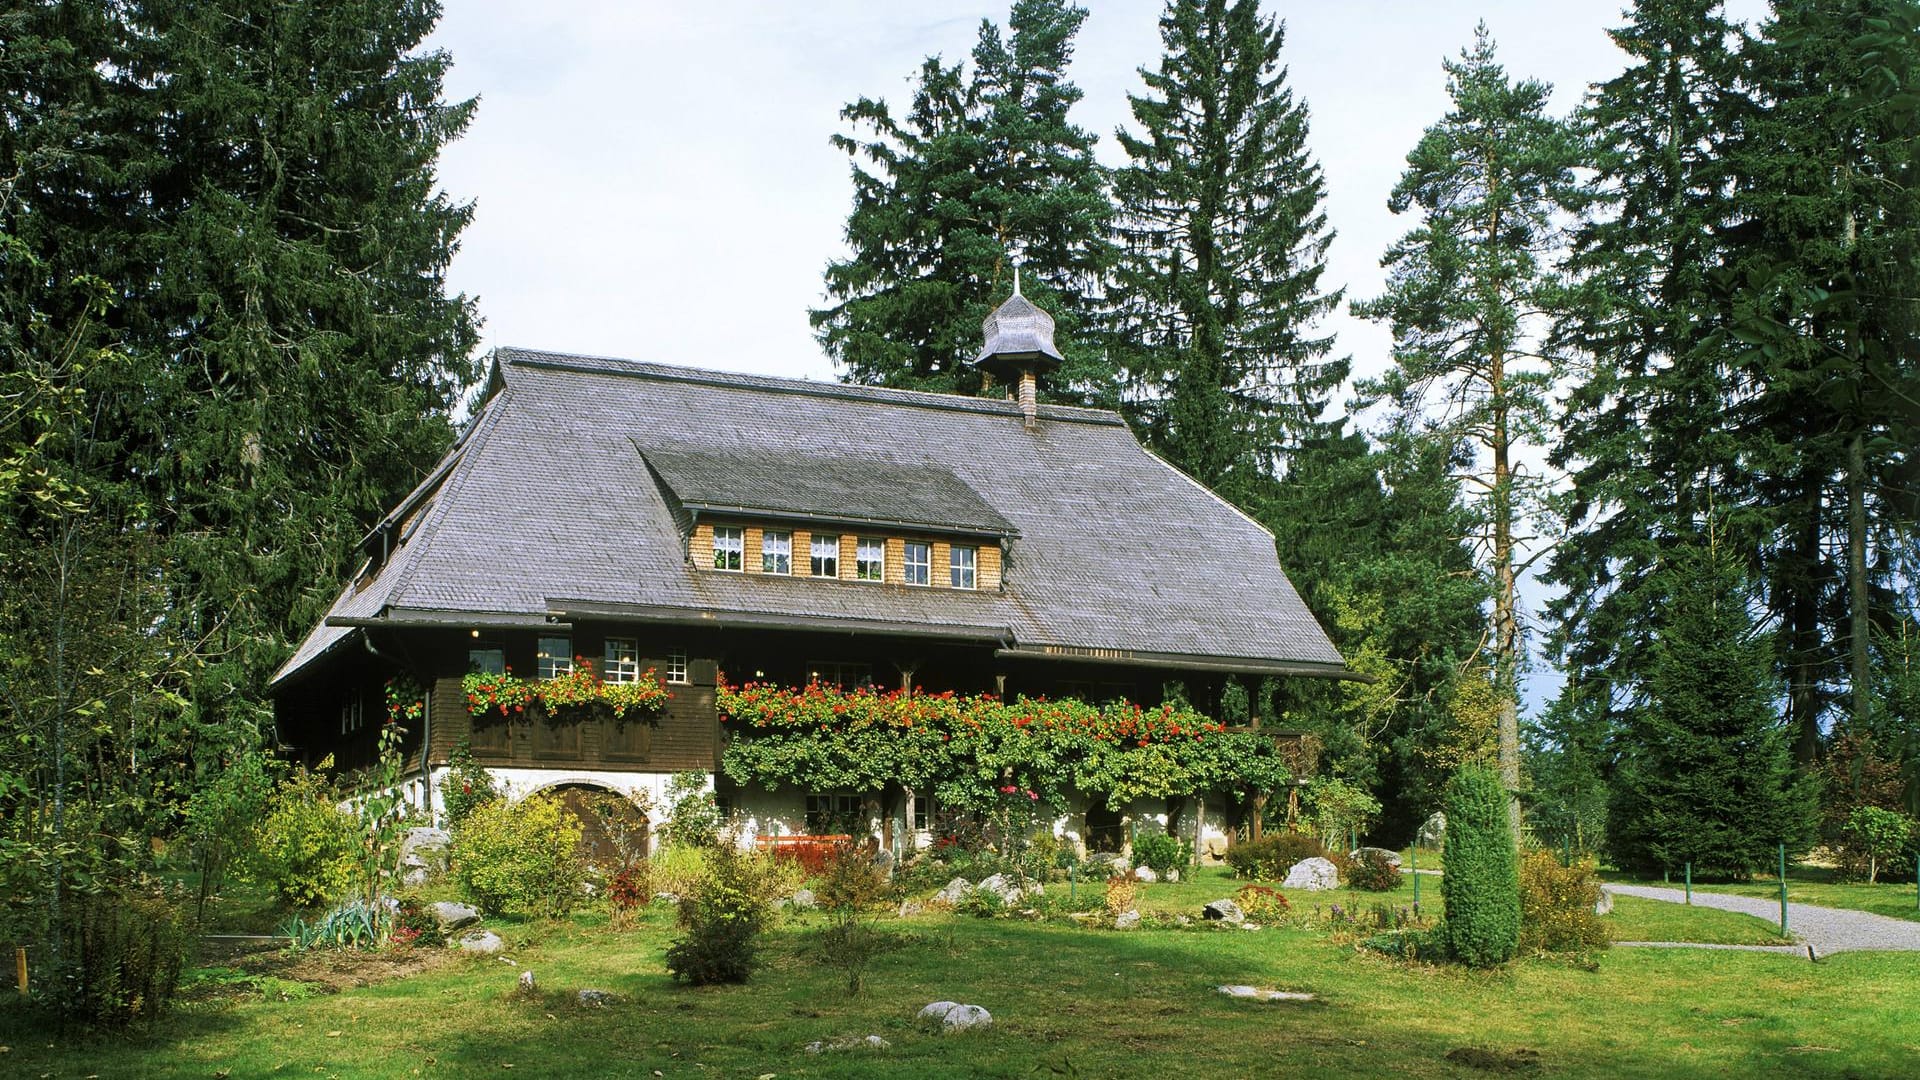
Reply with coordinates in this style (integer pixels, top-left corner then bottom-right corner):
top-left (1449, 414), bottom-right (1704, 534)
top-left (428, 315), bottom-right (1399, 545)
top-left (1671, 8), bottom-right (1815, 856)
top-left (1107, 0), bottom-right (1345, 504)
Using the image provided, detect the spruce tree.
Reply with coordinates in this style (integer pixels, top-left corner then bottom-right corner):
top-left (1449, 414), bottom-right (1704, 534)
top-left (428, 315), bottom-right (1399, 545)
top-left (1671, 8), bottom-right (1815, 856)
top-left (1608, 540), bottom-right (1814, 878)
top-left (813, 0), bottom-right (1115, 401)
top-left (1107, 0), bottom-right (1346, 505)
top-left (1353, 24), bottom-right (1580, 834)
top-left (1441, 762), bottom-right (1520, 967)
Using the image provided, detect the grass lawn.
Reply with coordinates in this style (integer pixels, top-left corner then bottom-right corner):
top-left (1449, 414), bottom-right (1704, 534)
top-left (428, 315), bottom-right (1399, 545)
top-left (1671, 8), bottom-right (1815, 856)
top-left (5, 867), bottom-right (1915, 1079)
top-left (1603, 865), bottom-right (1920, 923)
top-left (1604, 895), bottom-right (1794, 946)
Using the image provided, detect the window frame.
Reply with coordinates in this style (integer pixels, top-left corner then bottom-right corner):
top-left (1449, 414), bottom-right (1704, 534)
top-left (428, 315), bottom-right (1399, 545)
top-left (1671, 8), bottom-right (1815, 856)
top-left (665, 650), bottom-right (689, 685)
top-left (855, 536), bottom-right (885, 582)
top-left (810, 533), bottom-right (840, 578)
top-left (950, 545), bottom-right (978, 590)
top-left (603, 637), bottom-right (640, 684)
top-left (536, 635), bottom-right (573, 680)
top-left (761, 529), bottom-right (791, 574)
top-left (903, 540), bottom-right (931, 586)
top-left (711, 525), bottom-right (744, 572)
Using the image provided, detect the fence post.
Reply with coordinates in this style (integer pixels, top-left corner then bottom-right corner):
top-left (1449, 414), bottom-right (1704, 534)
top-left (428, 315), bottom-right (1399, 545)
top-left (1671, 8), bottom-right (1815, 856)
top-left (1685, 862), bottom-right (1692, 905)
top-left (14, 945), bottom-right (24, 995)
top-left (1778, 843), bottom-right (1789, 937)
top-left (1411, 843), bottom-right (1420, 910)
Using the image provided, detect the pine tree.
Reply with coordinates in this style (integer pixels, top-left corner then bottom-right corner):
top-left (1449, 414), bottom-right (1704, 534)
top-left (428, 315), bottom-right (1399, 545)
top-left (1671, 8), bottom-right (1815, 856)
top-left (1353, 24), bottom-right (1580, 833)
top-left (1107, 0), bottom-right (1346, 504)
top-left (1608, 539), bottom-right (1815, 878)
top-left (813, 0), bottom-right (1115, 401)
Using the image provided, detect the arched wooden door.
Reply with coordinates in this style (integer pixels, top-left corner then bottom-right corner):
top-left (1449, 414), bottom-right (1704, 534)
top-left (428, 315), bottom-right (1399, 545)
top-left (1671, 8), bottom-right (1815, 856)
top-left (547, 784), bottom-right (650, 867)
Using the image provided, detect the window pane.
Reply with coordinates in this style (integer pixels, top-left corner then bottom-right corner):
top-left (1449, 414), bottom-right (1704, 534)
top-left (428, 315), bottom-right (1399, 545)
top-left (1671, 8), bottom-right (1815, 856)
top-left (468, 648), bottom-right (506, 675)
top-left (856, 537), bottom-right (884, 581)
top-left (604, 637), bottom-right (639, 683)
top-left (810, 533), bottom-right (839, 577)
top-left (904, 541), bottom-right (930, 586)
top-left (950, 546), bottom-right (977, 589)
top-left (712, 526), bottom-right (742, 571)
top-left (537, 636), bottom-right (573, 679)
top-left (666, 650), bottom-right (689, 684)
top-left (762, 530), bottom-right (791, 574)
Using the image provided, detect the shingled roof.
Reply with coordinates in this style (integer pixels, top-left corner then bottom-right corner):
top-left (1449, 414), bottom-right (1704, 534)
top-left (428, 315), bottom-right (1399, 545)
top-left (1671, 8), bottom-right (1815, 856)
top-left (274, 348), bottom-right (1349, 686)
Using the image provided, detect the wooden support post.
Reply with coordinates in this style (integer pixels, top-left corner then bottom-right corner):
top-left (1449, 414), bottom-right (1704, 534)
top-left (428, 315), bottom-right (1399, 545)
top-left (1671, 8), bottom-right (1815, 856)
top-left (15, 945), bottom-right (26, 995)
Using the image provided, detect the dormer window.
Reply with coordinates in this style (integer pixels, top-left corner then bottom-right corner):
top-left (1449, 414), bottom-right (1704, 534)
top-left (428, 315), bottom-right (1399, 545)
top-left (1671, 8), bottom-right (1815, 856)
top-left (810, 533), bottom-right (840, 577)
top-left (712, 526), bottom-right (743, 571)
top-left (856, 537), bottom-right (885, 582)
top-left (903, 541), bottom-right (931, 586)
top-left (951, 545), bottom-right (977, 590)
top-left (762, 530), bottom-right (791, 574)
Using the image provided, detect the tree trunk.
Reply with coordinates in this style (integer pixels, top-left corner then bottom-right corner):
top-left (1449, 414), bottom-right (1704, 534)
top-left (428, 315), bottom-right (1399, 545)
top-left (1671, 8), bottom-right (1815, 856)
top-left (1849, 430), bottom-right (1870, 731)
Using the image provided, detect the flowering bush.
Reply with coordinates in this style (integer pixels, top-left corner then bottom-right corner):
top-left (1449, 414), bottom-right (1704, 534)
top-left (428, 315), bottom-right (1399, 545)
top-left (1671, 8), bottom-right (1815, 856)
top-left (1236, 884), bottom-right (1290, 922)
top-left (717, 678), bottom-right (1286, 814)
top-left (461, 658), bottom-right (669, 719)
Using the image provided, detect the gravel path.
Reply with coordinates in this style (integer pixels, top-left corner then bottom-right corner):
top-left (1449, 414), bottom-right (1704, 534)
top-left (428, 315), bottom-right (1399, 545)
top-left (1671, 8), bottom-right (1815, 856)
top-left (1603, 883), bottom-right (1920, 955)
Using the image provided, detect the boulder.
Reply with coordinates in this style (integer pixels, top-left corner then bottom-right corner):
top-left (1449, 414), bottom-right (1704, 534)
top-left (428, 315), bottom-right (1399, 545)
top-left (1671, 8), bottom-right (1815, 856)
top-left (1202, 899), bottom-right (1245, 924)
top-left (1282, 856), bottom-right (1339, 892)
top-left (933, 877), bottom-right (972, 905)
top-left (1082, 852), bottom-right (1127, 876)
top-left (517, 970), bottom-right (536, 992)
top-left (456, 929), bottom-right (503, 954)
top-left (1133, 865), bottom-right (1158, 883)
top-left (1351, 846), bottom-right (1403, 869)
top-left (897, 901), bottom-right (925, 918)
top-left (1114, 910), bottom-right (1141, 931)
top-left (1594, 889), bottom-right (1614, 917)
top-left (976, 874), bottom-right (1022, 905)
top-left (872, 848), bottom-right (895, 878)
top-left (1418, 812), bottom-right (1446, 847)
top-left (577, 989), bottom-right (616, 1007)
top-left (917, 1001), bottom-right (992, 1033)
top-left (789, 889), bottom-right (817, 911)
top-left (805, 1034), bottom-right (890, 1054)
top-left (429, 901), bottom-right (481, 933)
top-left (652, 891), bottom-right (680, 905)
top-left (1201, 835), bottom-right (1230, 861)
top-left (398, 827), bottom-right (452, 887)
top-left (1166, 868), bottom-right (1181, 883)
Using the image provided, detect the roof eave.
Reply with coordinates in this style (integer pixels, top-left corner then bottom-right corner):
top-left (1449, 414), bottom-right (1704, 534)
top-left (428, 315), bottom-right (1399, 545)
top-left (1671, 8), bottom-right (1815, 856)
top-left (675, 502), bottom-right (1017, 541)
top-left (995, 645), bottom-right (1367, 681)
top-left (547, 598), bottom-right (1013, 644)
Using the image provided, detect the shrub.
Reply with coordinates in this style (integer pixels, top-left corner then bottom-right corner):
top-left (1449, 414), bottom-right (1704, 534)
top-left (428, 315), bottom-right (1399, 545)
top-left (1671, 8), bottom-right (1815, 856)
top-left (650, 843), bottom-right (712, 900)
top-left (43, 888), bottom-right (190, 1027)
top-left (664, 845), bottom-right (781, 985)
top-left (1224, 831), bottom-right (1328, 881)
top-left (1843, 807), bottom-right (1917, 885)
top-left (450, 795), bottom-right (586, 917)
top-left (1441, 764), bottom-right (1521, 967)
top-left (608, 863), bottom-right (650, 926)
top-left (441, 740), bottom-right (501, 830)
top-left (391, 895), bottom-right (444, 948)
top-left (1517, 849), bottom-right (1608, 955)
top-left (818, 846), bottom-right (892, 912)
top-left (1104, 874), bottom-right (1137, 917)
top-left (1132, 831), bottom-right (1191, 876)
top-left (1235, 884), bottom-right (1290, 922)
top-left (182, 749), bottom-right (276, 920)
top-left (252, 764), bottom-right (357, 908)
top-left (661, 771), bottom-right (721, 848)
top-left (1348, 849), bottom-right (1404, 892)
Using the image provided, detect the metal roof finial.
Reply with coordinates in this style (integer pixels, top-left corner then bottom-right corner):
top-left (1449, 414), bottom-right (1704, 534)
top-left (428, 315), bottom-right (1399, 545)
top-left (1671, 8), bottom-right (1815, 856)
top-left (1013, 263), bottom-right (1021, 297)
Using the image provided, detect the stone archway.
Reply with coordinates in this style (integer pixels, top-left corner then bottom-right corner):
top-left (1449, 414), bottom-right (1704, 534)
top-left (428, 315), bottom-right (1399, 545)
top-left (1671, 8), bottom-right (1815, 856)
top-left (542, 783), bottom-right (650, 867)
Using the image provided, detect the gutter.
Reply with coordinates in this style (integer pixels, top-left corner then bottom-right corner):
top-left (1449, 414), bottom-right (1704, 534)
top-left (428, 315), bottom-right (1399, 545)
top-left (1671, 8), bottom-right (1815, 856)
top-left (547, 598), bottom-right (1013, 645)
top-left (995, 645), bottom-right (1371, 682)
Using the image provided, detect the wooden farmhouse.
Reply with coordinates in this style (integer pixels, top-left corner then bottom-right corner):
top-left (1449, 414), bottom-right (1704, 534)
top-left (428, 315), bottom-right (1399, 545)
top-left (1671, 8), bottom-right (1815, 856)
top-left (270, 292), bottom-right (1353, 855)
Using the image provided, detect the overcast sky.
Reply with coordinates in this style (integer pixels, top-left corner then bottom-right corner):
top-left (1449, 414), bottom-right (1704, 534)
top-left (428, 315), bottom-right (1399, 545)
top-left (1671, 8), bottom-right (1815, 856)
top-left (424, 0), bottom-right (1771, 713)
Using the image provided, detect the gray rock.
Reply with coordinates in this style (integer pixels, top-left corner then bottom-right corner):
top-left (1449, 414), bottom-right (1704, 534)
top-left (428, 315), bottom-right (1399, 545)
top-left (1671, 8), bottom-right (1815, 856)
top-left (398, 827), bottom-right (453, 887)
top-left (1351, 846), bottom-right (1403, 870)
top-left (1114, 910), bottom-right (1141, 930)
top-left (976, 873), bottom-right (1022, 905)
top-left (872, 848), bottom-right (895, 878)
top-left (933, 877), bottom-right (972, 905)
top-left (517, 970), bottom-right (536, 992)
top-left (1418, 812), bottom-right (1446, 847)
top-left (917, 1001), bottom-right (992, 1032)
top-left (897, 901), bottom-right (925, 918)
top-left (1133, 865), bottom-right (1158, 883)
top-left (1203, 899), bottom-right (1245, 924)
top-left (805, 1034), bottom-right (891, 1054)
top-left (1082, 852), bottom-right (1127, 876)
top-left (1201, 836), bottom-right (1230, 860)
top-left (577, 988), bottom-right (615, 1007)
top-left (1282, 856), bottom-right (1340, 891)
top-left (1166, 868), bottom-right (1180, 883)
top-left (1594, 890), bottom-right (1614, 917)
top-left (652, 891), bottom-right (680, 905)
top-left (456, 929), bottom-right (503, 954)
top-left (790, 888), bottom-right (817, 911)
top-left (1217, 984), bottom-right (1315, 1002)
top-left (429, 901), bottom-right (481, 933)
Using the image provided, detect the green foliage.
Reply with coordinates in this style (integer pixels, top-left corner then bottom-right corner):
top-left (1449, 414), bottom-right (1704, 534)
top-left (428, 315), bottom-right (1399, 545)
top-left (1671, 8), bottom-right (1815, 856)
top-left (661, 772), bottom-right (722, 848)
top-left (279, 899), bottom-right (388, 952)
top-left (42, 888), bottom-right (191, 1028)
top-left (1441, 764), bottom-right (1520, 967)
top-left (1844, 808), bottom-right (1917, 885)
top-left (182, 749), bottom-right (278, 921)
top-left (1348, 850), bottom-right (1404, 893)
top-left (812, 0), bottom-right (1117, 400)
top-left (1608, 541), bottom-right (1817, 878)
top-left (649, 843), bottom-right (713, 900)
top-left (349, 721), bottom-right (417, 909)
top-left (1108, 0), bottom-right (1346, 503)
top-left (1131, 831), bottom-right (1190, 877)
top-left (664, 845), bottom-right (782, 985)
top-left (253, 764), bottom-right (358, 909)
top-left (1224, 831), bottom-right (1327, 881)
top-left (441, 740), bottom-right (500, 830)
top-left (815, 846), bottom-right (897, 995)
top-left (1517, 849), bottom-right (1608, 956)
top-left (1305, 776), bottom-right (1381, 850)
top-left (1235, 884), bottom-right (1290, 922)
top-left (450, 795), bottom-right (586, 918)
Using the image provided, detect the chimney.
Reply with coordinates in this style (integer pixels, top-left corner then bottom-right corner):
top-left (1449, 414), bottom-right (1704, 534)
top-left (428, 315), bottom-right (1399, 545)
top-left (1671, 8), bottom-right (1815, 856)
top-left (974, 280), bottom-right (1063, 432)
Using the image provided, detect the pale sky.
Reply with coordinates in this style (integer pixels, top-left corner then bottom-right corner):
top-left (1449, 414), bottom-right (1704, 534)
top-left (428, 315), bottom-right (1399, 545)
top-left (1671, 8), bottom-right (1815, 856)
top-left (425, 0), bottom-right (1771, 714)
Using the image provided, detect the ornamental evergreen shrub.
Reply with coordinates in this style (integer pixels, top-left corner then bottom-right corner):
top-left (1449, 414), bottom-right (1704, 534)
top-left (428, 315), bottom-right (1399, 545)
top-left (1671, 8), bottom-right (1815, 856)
top-left (1131, 831), bottom-right (1190, 876)
top-left (450, 795), bottom-right (585, 917)
top-left (1441, 763), bottom-right (1520, 967)
top-left (1516, 849), bottom-right (1608, 955)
